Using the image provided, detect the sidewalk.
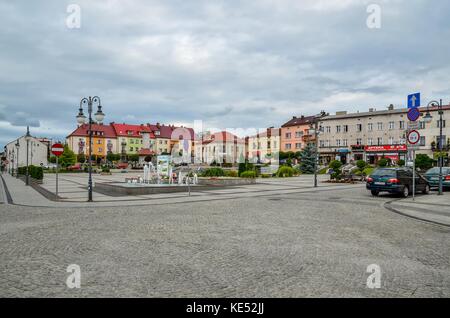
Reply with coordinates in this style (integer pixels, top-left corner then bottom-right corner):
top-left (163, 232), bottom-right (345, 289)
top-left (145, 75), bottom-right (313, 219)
top-left (386, 192), bottom-right (450, 227)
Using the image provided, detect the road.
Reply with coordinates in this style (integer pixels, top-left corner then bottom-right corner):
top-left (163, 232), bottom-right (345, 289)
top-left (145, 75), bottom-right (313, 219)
top-left (0, 180), bottom-right (449, 297)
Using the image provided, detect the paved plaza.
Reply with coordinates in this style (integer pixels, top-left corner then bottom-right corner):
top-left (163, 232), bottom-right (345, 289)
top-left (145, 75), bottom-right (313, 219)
top-left (0, 173), bottom-right (449, 297)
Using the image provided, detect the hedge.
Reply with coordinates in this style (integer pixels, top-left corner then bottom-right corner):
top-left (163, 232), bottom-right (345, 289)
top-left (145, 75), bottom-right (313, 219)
top-left (240, 171), bottom-right (256, 178)
top-left (202, 167), bottom-right (225, 177)
top-left (17, 165), bottom-right (44, 180)
top-left (276, 166), bottom-right (296, 177)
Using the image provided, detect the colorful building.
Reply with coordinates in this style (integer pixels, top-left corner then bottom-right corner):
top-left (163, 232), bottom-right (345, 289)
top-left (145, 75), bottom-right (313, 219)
top-left (66, 123), bottom-right (117, 159)
top-left (247, 128), bottom-right (281, 163)
top-left (280, 115), bottom-right (316, 152)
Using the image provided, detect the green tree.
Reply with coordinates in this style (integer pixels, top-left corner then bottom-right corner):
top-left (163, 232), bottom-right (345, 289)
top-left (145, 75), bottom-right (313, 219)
top-left (397, 159), bottom-right (405, 167)
top-left (356, 160), bottom-right (367, 171)
top-left (415, 154), bottom-right (434, 170)
top-left (299, 143), bottom-right (316, 174)
top-left (59, 144), bottom-right (76, 167)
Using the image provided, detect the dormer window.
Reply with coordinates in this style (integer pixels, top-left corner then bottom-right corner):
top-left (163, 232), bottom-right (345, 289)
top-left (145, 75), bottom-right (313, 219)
top-left (155, 131), bottom-right (160, 136)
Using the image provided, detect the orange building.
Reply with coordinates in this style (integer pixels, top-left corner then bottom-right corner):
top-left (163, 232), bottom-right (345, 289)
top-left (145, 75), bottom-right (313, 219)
top-left (280, 115), bottom-right (316, 152)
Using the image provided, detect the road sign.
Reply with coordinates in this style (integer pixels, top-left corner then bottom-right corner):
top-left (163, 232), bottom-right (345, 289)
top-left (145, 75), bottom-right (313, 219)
top-left (408, 93), bottom-right (420, 108)
top-left (407, 121), bottom-right (419, 130)
top-left (407, 107), bottom-right (420, 121)
top-left (407, 130), bottom-right (420, 145)
top-left (51, 143), bottom-right (64, 157)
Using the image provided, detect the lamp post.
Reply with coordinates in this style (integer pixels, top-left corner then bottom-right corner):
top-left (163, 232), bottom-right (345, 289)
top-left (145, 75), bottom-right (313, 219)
top-left (423, 99), bottom-right (444, 195)
top-left (309, 120), bottom-right (323, 188)
top-left (76, 96), bottom-right (105, 202)
top-left (25, 126), bottom-right (31, 186)
top-left (15, 140), bottom-right (20, 178)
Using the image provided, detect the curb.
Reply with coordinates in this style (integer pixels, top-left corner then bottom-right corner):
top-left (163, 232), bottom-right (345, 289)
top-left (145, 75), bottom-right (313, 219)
top-left (384, 199), bottom-right (450, 228)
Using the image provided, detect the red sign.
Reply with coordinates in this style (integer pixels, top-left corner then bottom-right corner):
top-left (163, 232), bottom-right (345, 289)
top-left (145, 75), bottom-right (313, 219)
top-left (364, 145), bottom-right (407, 152)
top-left (51, 143), bottom-right (64, 157)
top-left (407, 130), bottom-right (420, 145)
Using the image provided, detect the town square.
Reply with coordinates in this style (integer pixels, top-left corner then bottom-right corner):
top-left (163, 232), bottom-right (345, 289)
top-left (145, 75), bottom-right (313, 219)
top-left (0, 0), bottom-right (449, 306)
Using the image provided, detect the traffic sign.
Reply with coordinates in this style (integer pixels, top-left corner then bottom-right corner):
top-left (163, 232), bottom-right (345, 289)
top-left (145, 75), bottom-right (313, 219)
top-left (407, 121), bottom-right (419, 130)
top-left (407, 107), bottom-right (420, 121)
top-left (407, 130), bottom-right (420, 145)
top-left (408, 93), bottom-right (420, 108)
top-left (51, 143), bottom-right (64, 157)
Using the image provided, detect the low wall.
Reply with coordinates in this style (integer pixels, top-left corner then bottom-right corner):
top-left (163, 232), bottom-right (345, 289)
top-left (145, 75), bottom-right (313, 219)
top-left (94, 183), bottom-right (210, 196)
top-left (197, 177), bottom-right (256, 186)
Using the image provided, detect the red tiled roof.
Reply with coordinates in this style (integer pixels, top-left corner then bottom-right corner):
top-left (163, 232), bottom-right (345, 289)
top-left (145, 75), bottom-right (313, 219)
top-left (112, 123), bottom-right (154, 138)
top-left (202, 131), bottom-right (245, 144)
top-left (281, 116), bottom-right (315, 128)
top-left (67, 123), bottom-right (116, 138)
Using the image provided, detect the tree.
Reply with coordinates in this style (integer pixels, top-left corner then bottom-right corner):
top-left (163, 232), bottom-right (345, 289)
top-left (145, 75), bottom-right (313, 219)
top-left (397, 159), bottom-right (405, 167)
top-left (415, 154), bottom-right (434, 170)
top-left (299, 143), bottom-right (316, 174)
top-left (59, 144), bottom-right (76, 167)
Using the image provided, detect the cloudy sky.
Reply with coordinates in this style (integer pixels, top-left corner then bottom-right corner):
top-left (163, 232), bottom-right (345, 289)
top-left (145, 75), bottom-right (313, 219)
top-left (1, 0), bottom-right (450, 147)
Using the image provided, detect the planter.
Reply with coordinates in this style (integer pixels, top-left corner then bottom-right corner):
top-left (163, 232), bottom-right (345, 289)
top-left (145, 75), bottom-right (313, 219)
top-left (197, 177), bottom-right (256, 186)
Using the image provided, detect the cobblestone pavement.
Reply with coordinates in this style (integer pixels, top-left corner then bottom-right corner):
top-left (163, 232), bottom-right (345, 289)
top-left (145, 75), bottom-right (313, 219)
top-left (0, 185), bottom-right (449, 297)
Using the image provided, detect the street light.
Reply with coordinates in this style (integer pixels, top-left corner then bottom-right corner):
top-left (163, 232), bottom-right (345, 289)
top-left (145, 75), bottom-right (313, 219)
top-left (423, 99), bottom-right (444, 195)
top-left (25, 126), bottom-right (31, 186)
top-left (15, 140), bottom-right (20, 178)
top-left (309, 121), bottom-right (323, 188)
top-left (76, 96), bottom-right (105, 202)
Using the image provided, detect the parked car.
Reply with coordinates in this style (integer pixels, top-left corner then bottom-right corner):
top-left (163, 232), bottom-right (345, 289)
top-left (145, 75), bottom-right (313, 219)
top-left (366, 167), bottom-right (430, 197)
top-left (115, 163), bottom-right (129, 169)
top-left (424, 167), bottom-right (450, 189)
top-left (67, 163), bottom-right (82, 171)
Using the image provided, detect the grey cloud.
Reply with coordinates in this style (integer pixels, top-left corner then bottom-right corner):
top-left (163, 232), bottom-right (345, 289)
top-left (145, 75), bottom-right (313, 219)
top-left (1, 0), bottom-right (450, 148)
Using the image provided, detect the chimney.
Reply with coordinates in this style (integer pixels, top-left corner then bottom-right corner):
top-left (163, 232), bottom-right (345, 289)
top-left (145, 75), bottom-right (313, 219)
top-left (292, 116), bottom-right (297, 119)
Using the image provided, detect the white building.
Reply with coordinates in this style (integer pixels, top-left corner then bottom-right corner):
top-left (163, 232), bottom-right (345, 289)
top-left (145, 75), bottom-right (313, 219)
top-left (317, 104), bottom-right (450, 165)
top-left (4, 130), bottom-right (49, 172)
top-left (194, 131), bottom-right (246, 164)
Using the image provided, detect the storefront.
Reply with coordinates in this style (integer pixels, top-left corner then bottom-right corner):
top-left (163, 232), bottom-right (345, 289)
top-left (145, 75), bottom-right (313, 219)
top-left (364, 145), bottom-right (407, 165)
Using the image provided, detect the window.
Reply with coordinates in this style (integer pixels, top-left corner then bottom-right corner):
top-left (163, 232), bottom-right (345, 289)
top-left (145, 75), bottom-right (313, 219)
top-left (419, 136), bottom-right (426, 146)
top-left (389, 137), bottom-right (394, 145)
top-left (343, 139), bottom-right (348, 146)
top-left (295, 143), bottom-right (302, 149)
top-left (326, 126), bottom-right (331, 133)
top-left (343, 125), bottom-right (349, 133)
top-left (319, 140), bottom-right (325, 148)
top-left (285, 132), bottom-right (291, 139)
top-left (97, 139), bottom-right (102, 144)
top-left (253, 142), bottom-right (256, 149)
top-left (356, 138), bottom-right (362, 145)
top-left (419, 121), bottom-right (425, 129)
top-left (285, 143), bottom-right (292, 149)
top-left (368, 123), bottom-right (373, 131)
top-left (357, 124), bottom-right (362, 132)
top-left (368, 138), bottom-right (373, 146)
top-left (437, 120), bottom-right (446, 128)
top-left (399, 121), bottom-right (405, 129)
top-left (377, 137), bottom-right (383, 145)
top-left (98, 147), bottom-right (102, 152)
top-left (389, 122), bottom-right (395, 130)
top-left (295, 131), bottom-right (303, 138)
top-left (273, 141), bottom-right (277, 148)
top-left (336, 125), bottom-right (341, 133)
top-left (377, 122), bottom-right (383, 130)
top-left (336, 139), bottom-right (341, 147)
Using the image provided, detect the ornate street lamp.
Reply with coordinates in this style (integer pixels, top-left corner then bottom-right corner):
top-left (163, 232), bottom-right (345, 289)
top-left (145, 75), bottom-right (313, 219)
top-left (423, 99), bottom-right (445, 195)
top-left (309, 121), bottom-right (324, 188)
top-left (25, 126), bottom-right (31, 186)
top-left (15, 140), bottom-right (20, 178)
top-left (76, 96), bottom-right (105, 202)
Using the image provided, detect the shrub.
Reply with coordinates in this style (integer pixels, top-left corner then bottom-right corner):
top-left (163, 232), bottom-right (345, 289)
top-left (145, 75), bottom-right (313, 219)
top-left (356, 160), bottom-right (367, 170)
top-left (329, 160), bottom-right (343, 180)
top-left (415, 154), bottom-right (434, 170)
top-left (203, 167), bottom-right (225, 177)
top-left (377, 158), bottom-right (388, 167)
top-left (240, 170), bottom-right (256, 178)
top-left (276, 166), bottom-right (295, 177)
top-left (397, 159), bottom-right (405, 167)
top-left (362, 167), bottom-right (374, 176)
top-left (224, 170), bottom-right (238, 177)
top-left (17, 165), bottom-right (44, 180)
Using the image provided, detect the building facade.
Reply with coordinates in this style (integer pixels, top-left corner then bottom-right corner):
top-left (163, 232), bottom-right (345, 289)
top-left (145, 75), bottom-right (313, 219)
top-left (4, 134), bottom-right (49, 172)
top-left (194, 131), bottom-right (246, 164)
top-left (317, 105), bottom-right (450, 165)
top-left (280, 116), bottom-right (316, 152)
top-left (66, 123), bottom-right (117, 159)
top-left (247, 128), bottom-right (281, 163)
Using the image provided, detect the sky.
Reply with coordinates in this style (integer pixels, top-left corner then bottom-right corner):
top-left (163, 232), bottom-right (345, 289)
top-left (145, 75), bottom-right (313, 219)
top-left (1, 0), bottom-right (450, 148)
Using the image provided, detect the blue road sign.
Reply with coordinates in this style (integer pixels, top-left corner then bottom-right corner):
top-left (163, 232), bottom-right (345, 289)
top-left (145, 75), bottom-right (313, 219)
top-left (407, 107), bottom-right (420, 122)
top-left (408, 93), bottom-right (420, 108)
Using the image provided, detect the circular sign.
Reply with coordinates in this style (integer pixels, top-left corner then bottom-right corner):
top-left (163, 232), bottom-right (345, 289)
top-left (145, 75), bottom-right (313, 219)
top-left (407, 130), bottom-right (420, 145)
top-left (51, 143), bottom-right (64, 157)
top-left (407, 107), bottom-right (420, 122)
